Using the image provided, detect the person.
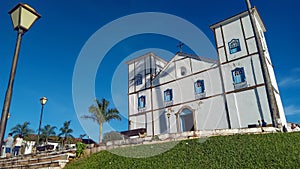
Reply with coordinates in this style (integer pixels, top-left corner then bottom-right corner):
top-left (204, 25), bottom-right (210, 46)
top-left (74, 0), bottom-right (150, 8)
top-left (291, 123), bottom-right (300, 132)
top-left (258, 120), bottom-right (261, 127)
top-left (282, 125), bottom-right (288, 133)
top-left (262, 120), bottom-right (267, 127)
top-left (258, 120), bottom-right (264, 132)
top-left (13, 134), bottom-right (23, 156)
top-left (3, 133), bottom-right (14, 158)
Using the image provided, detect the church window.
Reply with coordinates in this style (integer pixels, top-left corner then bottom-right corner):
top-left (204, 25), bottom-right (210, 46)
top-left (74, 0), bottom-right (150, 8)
top-left (228, 39), bottom-right (241, 54)
top-left (232, 67), bottom-right (246, 84)
top-left (194, 80), bottom-right (205, 94)
top-left (181, 66), bottom-right (187, 76)
top-left (164, 89), bottom-right (173, 102)
top-left (138, 95), bottom-right (146, 109)
top-left (136, 74), bottom-right (142, 86)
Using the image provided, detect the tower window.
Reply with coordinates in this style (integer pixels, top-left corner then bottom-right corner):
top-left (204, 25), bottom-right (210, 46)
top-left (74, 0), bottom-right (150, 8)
top-left (228, 39), bottom-right (241, 54)
top-left (138, 96), bottom-right (146, 109)
top-left (232, 67), bottom-right (246, 84)
top-left (232, 67), bottom-right (247, 89)
top-left (136, 74), bottom-right (143, 86)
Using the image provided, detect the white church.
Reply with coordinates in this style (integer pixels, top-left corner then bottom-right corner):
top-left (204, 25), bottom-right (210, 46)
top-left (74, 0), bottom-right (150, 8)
top-left (126, 7), bottom-right (287, 137)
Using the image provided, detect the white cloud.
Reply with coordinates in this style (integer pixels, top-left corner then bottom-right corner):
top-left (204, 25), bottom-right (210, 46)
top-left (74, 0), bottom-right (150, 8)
top-left (278, 77), bottom-right (300, 87)
top-left (292, 67), bottom-right (300, 73)
top-left (284, 105), bottom-right (300, 116)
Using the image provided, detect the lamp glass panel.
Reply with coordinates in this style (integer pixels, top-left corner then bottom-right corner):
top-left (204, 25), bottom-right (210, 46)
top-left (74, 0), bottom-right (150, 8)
top-left (10, 8), bottom-right (20, 29)
top-left (20, 7), bottom-right (38, 30)
top-left (40, 98), bottom-right (47, 105)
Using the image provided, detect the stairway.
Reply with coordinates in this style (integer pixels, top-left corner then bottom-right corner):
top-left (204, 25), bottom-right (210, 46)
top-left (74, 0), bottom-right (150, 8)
top-left (0, 149), bottom-right (75, 169)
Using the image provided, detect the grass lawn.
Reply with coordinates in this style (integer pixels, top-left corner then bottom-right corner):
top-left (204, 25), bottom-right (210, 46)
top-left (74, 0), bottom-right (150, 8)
top-left (65, 132), bottom-right (300, 169)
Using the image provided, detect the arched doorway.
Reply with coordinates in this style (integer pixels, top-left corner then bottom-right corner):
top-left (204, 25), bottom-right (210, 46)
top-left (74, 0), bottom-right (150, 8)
top-left (179, 108), bottom-right (195, 132)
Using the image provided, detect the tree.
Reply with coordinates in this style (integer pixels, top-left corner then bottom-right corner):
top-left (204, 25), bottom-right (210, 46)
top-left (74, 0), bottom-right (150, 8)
top-left (40, 124), bottom-right (57, 144)
top-left (79, 134), bottom-right (86, 139)
top-left (10, 121), bottom-right (34, 137)
top-left (81, 98), bottom-right (121, 143)
top-left (58, 121), bottom-right (74, 147)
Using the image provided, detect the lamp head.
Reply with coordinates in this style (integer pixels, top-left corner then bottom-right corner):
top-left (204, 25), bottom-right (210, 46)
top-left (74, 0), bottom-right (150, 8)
top-left (9, 3), bottom-right (41, 32)
top-left (40, 97), bottom-right (47, 105)
top-left (166, 112), bottom-right (171, 118)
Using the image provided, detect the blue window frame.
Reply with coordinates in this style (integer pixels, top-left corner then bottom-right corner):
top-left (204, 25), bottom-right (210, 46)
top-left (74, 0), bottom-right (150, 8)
top-left (164, 89), bottom-right (173, 102)
top-left (138, 95), bottom-right (146, 109)
top-left (228, 39), bottom-right (241, 54)
top-left (232, 67), bottom-right (246, 84)
top-left (194, 80), bottom-right (205, 94)
top-left (136, 74), bottom-right (142, 86)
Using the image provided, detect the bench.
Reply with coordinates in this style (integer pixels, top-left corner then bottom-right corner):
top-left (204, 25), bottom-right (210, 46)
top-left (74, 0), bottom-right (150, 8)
top-left (121, 128), bottom-right (147, 138)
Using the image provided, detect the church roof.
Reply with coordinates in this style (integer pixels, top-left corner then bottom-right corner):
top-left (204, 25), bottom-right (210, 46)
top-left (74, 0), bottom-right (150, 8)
top-left (176, 52), bottom-right (217, 64)
top-left (125, 52), bottom-right (167, 65)
top-left (151, 52), bottom-right (217, 81)
top-left (209, 7), bottom-right (266, 32)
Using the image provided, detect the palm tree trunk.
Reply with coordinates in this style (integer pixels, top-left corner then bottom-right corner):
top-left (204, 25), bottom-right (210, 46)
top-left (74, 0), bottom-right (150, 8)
top-left (99, 123), bottom-right (103, 143)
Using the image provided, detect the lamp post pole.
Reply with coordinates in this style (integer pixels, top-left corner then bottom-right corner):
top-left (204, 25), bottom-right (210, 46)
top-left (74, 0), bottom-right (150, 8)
top-left (167, 111), bottom-right (171, 133)
top-left (0, 3), bottom-right (41, 151)
top-left (37, 97), bottom-right (47, 146)
top-left (0, 29), bottom-right (24, 150)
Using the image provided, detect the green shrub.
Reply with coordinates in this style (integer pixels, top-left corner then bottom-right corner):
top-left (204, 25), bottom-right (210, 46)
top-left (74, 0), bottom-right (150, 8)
top-left (75, 142), bottom-right (86, 158)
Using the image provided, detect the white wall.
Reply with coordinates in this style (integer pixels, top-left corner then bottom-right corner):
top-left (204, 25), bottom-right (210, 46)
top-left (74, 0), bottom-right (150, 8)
top-left (135, 59), bottom-right (145, 91)
top-left (193, 67), bottom-right (223, 97)
top-left (128, 94), bottom-right (136, 116)
top-left (274, 92), bottom-right (287, 127)
top-left (128, 63), bottom-right (135, 93)
top-left (191, 58), bottom-right (216, 73)
top-left (222, 19), bottom-right (248, 61)
top-left (226, 86), bottom-right (272, 128)
top-left (241, 15), bottom-right (254, 38)
top-left (175, 57), bottom-right (192, 79)
top-left (221, 55), bottom-right (264, 92)
top-left (194, 96), bottom-right (228, 130)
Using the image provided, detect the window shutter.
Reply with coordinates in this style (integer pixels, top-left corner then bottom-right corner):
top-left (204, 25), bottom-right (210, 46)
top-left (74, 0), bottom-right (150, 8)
top-left (170, 89), bottom-right (173, 101)
top-left (231, 70), bottom-right (235, 83)
top-left (241, 68), bottom-right (246, 82)
top-left (201, 80), bottom-right (205, 92)
top-left (136, 74), bottom-right (142, 85)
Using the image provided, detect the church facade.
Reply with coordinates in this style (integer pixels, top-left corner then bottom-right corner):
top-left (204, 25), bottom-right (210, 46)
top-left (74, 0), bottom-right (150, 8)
top-left (126, 8), bottom-right (287, 137)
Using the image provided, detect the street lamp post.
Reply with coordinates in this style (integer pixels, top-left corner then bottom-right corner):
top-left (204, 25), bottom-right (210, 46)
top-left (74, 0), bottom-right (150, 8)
top-left (166, 111), bottom-right (171, 133)
top-left (37, 97), bottom-right (47, 145)
top-left (0, 3), bottom-right (41, 150)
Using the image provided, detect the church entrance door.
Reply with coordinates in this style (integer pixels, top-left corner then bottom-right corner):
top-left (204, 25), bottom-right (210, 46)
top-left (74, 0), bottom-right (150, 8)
top-left (180, 108), bottom-right (194, 132)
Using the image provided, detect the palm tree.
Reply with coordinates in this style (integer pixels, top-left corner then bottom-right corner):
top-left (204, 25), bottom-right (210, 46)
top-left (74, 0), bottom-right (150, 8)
top-left (79, 134), bottom-right (86, 139)
top-left (81, 98), bottom-right (121, 143)
top-left (10, 121), bottom-right (34, 137)
top-left (58, 121), bottom-right (74, 147)
top-left (40, 124), bottom-right (57, 144)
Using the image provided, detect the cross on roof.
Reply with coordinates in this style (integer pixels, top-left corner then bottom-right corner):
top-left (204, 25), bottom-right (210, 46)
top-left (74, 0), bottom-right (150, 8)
top-left (177, 42), bottom-right (184, 53)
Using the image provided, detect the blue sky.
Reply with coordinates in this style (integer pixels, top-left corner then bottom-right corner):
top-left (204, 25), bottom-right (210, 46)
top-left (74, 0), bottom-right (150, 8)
top-left (0, 0), bottom-right (299, 142)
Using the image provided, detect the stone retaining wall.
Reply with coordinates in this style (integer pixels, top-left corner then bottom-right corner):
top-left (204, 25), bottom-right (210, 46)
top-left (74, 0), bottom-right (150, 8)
top-left (85, 127), bottom-right (280, 155)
